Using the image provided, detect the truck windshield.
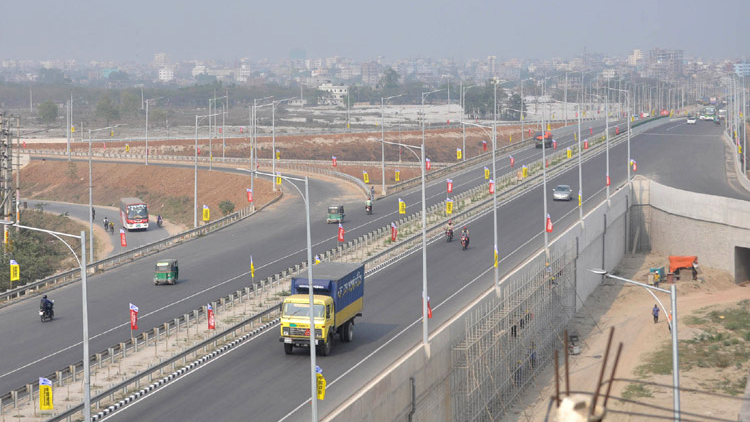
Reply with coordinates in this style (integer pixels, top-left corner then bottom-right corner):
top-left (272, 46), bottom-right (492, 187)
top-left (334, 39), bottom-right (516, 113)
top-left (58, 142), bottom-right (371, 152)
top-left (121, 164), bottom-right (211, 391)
top-left (283, 303), bottom-right (325, 318)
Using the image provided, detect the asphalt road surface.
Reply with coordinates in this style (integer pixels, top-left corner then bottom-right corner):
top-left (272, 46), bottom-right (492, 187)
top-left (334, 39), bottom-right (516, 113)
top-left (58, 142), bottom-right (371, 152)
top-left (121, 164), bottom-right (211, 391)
top-left (102, 118), bottom-right (750, 422)
top-left (0, 119), bottom-right (617, 394)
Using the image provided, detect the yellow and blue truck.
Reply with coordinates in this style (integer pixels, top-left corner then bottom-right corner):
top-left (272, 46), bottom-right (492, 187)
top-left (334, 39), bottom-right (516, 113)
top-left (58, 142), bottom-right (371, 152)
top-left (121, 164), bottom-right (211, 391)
top-left (280, 262), bottom-right (364, 356)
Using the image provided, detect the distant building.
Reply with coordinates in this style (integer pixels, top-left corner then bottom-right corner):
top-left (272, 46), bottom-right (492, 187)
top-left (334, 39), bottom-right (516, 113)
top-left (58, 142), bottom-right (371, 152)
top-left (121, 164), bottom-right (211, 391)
top-left (734, 62), bottom-right (750, 77)
top-left (154, 53), bottom-right (169, 68)
top-left (487, 55), bottom-right (496, 77)
top-left (361, 61), bottom-right (381, 87)
top-left (646, 48), bottom-right (683, 80)
top-left (627, 49), bottom-right (643, 66)
top-left (192, 65), bottom-right (207, 77)
top-left (601, 68), bottom-right (618, 79)
top-left (158, 67), bottom-right (174, 82)
top-left (318, 82), bottom-right (348, 105)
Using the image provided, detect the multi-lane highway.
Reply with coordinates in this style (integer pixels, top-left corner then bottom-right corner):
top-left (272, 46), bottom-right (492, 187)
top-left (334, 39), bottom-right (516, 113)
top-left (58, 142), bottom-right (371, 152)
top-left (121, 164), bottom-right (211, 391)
top-left (99, 118), bottom-right (749, 421)
top-left (0, 119), bottom-right (614, 396)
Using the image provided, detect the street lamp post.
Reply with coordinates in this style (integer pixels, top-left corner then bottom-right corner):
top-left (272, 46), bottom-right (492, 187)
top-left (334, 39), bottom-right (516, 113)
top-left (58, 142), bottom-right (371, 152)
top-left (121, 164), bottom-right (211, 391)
top-left (380, 94), bottom-right (404, 197)
top-left (240, 170), bottom-right (316, 421)
top-left (3, 222), bottom-right (90, 420)
top-left (194, 113), bottom-right (220, 228)
top-left (609, 87), bottom-right (632, 184)
top-left (461, 84), bottom-right (479, 161)
top-left (209, 95), bottom-right (228, 169)
top-left (144, 97), bottom-right (164, 166)
top-left (577, 103), bottom-right (584, 227)
top-left (589, 269), bottom-right (680, 420)
top-left (272, 97), bottom-right (296, 192)
top-left (250, 97), bottom-right (274, 200)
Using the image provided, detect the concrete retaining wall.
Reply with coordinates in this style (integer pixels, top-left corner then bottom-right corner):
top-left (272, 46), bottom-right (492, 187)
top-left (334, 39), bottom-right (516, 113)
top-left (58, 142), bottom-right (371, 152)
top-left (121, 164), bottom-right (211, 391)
top-left (630, 176), bottom-right (750, 275)
top-left (324, 185), bottom-right (631, 422)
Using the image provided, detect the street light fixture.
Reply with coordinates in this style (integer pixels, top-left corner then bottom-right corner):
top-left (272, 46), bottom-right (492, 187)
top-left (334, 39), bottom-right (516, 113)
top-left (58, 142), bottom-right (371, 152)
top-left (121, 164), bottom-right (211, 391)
top-left (588, 269), bottom-right (680, 420)
top-left (380, 94), bottom-right (404, 196)
top-left (194, 113), bottom-right (220, 228)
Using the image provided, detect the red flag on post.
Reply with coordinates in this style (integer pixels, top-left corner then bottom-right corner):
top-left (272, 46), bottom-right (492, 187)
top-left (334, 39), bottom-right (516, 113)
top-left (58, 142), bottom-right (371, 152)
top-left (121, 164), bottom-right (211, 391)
top-left (632, 160), bottom-right (637, 172)
top-left (546, 214), bottom-right (553, 233)
top-left (425, 158), bottom-right (431, 171)
top-left (391, 222), bottom-right (397, 241)
top-left (129, 303), bottom-right (138, 330)
top-left (482, 140), bottom-right (487, 152)
top-left (589, 127), bottom-right (593, 135)
top-left (509, 156), bottom-right (515, 167)
top-left (246, 188), bottom-right (253, 203)
top-left (120, 229), bottom-right (127, 247)
top-left (207, 304), bottom-right (215, 330)
top-left (489, 180), bottom-right (495, 194)
top-left (606, 174), bottom-right (611, 186)
top-left (197, 146), bottom-right (201, 155)
top-left (552, 140), bottom-right (557, 150)
top-left (447, 179), bottom-right (453, 193)
top-left (332, 156), bottom-right (337, 167)
top-left (584, 139), bottom-right (589, 150)
top-left (337, 223), bottom-right (345, 242)
top-left (427, 296), bottom-right (433, 319)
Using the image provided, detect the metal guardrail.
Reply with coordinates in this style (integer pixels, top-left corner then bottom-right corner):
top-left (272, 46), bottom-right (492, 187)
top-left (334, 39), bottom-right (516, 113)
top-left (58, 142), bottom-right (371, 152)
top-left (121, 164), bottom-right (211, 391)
top-left (8, 115), bottom-right (664, 421)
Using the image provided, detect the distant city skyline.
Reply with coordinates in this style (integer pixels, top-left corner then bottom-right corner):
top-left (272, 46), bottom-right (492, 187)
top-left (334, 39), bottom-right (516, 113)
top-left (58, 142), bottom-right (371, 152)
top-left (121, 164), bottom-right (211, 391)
top-left (1, 0), bottom-right (748, 63)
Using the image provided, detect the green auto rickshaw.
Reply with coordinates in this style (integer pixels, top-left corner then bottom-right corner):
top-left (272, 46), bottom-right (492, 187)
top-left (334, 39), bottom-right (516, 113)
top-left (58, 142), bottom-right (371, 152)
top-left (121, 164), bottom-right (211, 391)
top-left (154, 259), bottom-right (179, 285)
top-left (326, 205), bottom-right (345, 224)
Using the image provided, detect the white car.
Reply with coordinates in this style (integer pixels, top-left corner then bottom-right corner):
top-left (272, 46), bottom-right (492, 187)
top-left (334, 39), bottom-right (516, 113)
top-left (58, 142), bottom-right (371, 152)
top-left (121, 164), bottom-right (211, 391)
top-left (686, 116), bottom-right (696, 124)
top-left (552, 185), bottom-right (573, 201)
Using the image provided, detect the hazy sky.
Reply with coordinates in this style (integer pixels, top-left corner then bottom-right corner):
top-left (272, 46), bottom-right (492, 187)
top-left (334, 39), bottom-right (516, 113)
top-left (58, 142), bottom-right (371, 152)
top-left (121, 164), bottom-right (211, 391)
top-left (1, 0), bottom-right (748, 63)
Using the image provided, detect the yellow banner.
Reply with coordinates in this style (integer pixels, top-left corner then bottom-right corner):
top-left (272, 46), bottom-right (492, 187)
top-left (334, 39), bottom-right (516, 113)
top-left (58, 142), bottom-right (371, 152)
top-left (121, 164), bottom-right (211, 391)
top-left (566, 148), bottom-right (572, 159)
top-left (399, 200), bottom-right (406, 214)
top-left (276, 151), bottom-right (280, 160)
top-left (363, 172), bottom-right (369, 184)
top-left (202, 207), bottom-right (210, 222)
top-left (10, 263), bottom-right (19, 282)
top-left (446, 200), bottom-right (453, 215)
top-left (484, 168), bottom-right (489, 179)
top-left (456, 149), bottom-right (462, 160)
top-left (317, 373), bottom-right (326, 400)
top-left (40, 385), bottom-right (53, 410)
top-left (395, 170), bottom-right (400, 182)
top-left (276, 174), bottom-right (282, 185)
top-left (125, 144), bottom-right (130, 152)
top-left (578, 194), bottom-right (582, 207)
top-left (71, 126), bottom-right (75, 133)
top-left (494, 249), bottom-right (498, 268)
top-left (522, 167), bottom-right (528, 178)
top-left (574, 132), bottom-right (577, 141)
top-left (547, 123), bottom-right (551, 131)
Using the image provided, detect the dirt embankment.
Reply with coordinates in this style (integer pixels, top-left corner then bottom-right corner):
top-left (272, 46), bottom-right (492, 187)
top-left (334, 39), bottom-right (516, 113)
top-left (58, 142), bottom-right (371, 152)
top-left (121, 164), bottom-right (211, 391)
top-left (19, 160), bottom-right (277, 228)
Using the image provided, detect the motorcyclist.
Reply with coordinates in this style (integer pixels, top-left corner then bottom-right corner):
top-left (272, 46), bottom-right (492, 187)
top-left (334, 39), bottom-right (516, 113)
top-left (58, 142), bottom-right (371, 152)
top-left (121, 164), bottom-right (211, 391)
top-left (103, 216), bottom-right (109, 230)
top-left (461, 226), bottom-right (469, 238)
top-left (157, 215), bottom-right (163, 226)
top-left (444, 219), bottom-right (454, 234)
top-left (109, 221), bottom-right (115, 234)
top-left (365, 199), bottom-right (373, 212)
top-left (40, 295), bottom-right (53, 313)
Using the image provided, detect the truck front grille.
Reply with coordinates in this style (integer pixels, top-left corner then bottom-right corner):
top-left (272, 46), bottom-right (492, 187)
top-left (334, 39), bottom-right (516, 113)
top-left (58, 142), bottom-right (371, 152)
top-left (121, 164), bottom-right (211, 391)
top-left (290, 327), bottom-right (322, 337)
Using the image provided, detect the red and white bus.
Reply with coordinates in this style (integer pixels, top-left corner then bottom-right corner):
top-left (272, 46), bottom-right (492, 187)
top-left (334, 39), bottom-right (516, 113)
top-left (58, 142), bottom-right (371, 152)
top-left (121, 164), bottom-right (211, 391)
top-left (120, 197), bottom-right (149, 230)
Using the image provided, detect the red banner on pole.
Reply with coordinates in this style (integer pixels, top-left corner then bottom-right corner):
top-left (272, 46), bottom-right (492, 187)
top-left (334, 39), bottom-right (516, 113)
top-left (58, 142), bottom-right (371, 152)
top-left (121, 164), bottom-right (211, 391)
top-left (447, 179), bottom-right (453, 193)
top-left (509, 156), bottom-right (515, 167)
top-left (129, 303), bottom-right (138, 330)
top-left (584, 140), bottom-right (589, 150)
top-left (119, 229), bottom-right (127, 247)
top-left (546, 214), bottom-right (553, 233)
top-left (207, 304), bottom-right (215, 330)
top-left (482, 140), bottom-right (487, 152)
top-left (240, 127), bottom-right (244, 134)
top-left (391, 223), bottom-right (397, 241)
top-left (632, 161), bottom-right (637, 172)
top-left (332, 156), bottom-right (337, 167)
top-left (246, 188), bottom-right (253, 203)
top-left (489, 180), bottom-right (495, 194)
top-left (606, 174), bottom-right (611, 186)
top-left (427, 296), bottom-right (433, 319)
top-left (197, 147), bottom-right (201, 155)
top-left (552, 140), bottom-right (557, 150)
top-left (337, 223), bottom-right (345, 242)
top-left (589, 127), bottom-right (593, 135)
top-left (425, 158), bottom-right (431, 171)
top-left (616, 127), bottom-right (620, 135)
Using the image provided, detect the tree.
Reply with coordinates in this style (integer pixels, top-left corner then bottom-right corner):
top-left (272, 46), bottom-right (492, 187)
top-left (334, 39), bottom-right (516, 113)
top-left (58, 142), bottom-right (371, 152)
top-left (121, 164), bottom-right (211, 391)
top-left (119, 90), bottom-right (141, 118)
top-left (218, 200), bottom-right (235, 216)
top-left (108, 71), bottom-right (130, 83)
top-left (38, 68), bottom-right (69, 84)
top-left (502, 94), bottom-right (527, 121)
top-left (95, 95), bottom-right (120, 125)
top-left (377, 68), bottom-right (400, 96)
top-left (37, 100), bottom-right (58, 127)
top-left (195, 73), bottom-right (218, 86)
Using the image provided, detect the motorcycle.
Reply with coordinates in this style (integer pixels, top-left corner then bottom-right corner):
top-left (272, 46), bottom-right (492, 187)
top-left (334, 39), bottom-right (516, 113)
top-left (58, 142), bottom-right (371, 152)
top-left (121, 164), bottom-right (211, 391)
top-left (157, 217), bottom-right (163, 228)
top-left (445, 228), bottom-right (453, 242)
top-left (365, 204), bottom-right (372, 215)
top-left (40, 301), bottom-right (54, 322)
top-left (460, 234), bottom-right (470, 250)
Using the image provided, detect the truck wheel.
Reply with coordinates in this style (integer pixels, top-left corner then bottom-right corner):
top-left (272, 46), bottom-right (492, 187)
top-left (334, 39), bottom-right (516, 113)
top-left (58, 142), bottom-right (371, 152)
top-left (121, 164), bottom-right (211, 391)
top-left (320, 334), bottom-right (332, 356)
top-left (284, 344), bottom-right (294, 355)
top-left (341, 321), bottom-right (354, 342)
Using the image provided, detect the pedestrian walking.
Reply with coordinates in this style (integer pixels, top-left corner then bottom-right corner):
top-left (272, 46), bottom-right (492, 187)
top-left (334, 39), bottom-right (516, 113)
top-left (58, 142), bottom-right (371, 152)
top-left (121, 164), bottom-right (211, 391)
top-left (652, 304), bottom-right (659, 323)
top-left (653, 272), bottom-right (660, 288)
top-left (370, 186), bottom-right (375, 201)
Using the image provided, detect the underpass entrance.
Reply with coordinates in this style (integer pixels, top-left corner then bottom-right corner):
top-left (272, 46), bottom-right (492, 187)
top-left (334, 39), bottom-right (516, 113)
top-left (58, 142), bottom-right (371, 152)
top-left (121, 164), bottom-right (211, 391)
top-left (735, 246), bottom-right (750, 284)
